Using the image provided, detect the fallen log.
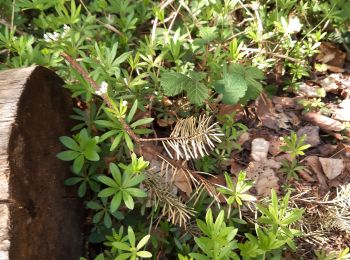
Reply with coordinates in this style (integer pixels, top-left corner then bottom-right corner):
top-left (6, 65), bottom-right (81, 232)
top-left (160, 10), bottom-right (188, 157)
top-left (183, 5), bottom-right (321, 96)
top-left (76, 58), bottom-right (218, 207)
top-left (0, 66), bottom-right (84, 260)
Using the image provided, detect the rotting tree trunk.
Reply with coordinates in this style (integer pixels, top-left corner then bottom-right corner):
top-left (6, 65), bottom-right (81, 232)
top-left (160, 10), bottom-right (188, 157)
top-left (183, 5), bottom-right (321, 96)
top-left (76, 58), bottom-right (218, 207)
top-left (0, 66), bottom-right (85, 260)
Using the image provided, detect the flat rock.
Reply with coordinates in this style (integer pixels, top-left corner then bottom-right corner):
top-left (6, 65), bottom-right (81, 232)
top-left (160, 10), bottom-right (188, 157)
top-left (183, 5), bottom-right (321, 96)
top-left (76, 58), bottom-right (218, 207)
top-left (251, 138), bottom-right (270, 161)
top-left (319, 157), bottom-right (344, 180)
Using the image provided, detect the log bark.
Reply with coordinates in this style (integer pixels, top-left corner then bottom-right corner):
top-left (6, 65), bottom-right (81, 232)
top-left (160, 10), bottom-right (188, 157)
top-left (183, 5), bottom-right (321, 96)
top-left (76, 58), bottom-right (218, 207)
top-left (0, 66), bottom-right (84, 260)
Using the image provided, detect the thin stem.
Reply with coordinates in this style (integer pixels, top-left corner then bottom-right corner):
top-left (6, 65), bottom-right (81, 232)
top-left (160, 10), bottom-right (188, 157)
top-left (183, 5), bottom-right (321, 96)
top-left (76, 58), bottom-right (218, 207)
top-left (60, 52), bottom-right (140, 144)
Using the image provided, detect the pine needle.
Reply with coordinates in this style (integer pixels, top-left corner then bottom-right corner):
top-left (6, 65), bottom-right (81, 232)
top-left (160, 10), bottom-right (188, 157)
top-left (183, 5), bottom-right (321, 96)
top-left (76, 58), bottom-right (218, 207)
top-left (161, 115), bottom-right (223, 160)
top-left (144, 172), bottom-right (195, 227)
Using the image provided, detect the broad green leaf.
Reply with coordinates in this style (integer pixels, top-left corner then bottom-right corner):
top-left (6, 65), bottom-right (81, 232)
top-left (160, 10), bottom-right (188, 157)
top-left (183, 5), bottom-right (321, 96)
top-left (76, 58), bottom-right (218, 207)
top-left (187, 82), bottom-right (208, 105)
top-left (97, 176), bottom-right (117, 188)
top-left (78, 182), bottom-right (87, 197)
top-left (98, 187), bottom-right (117, 197)
top-left (100, 130), bottom-right (119, 142)
top-left (218, 65), bottom-right (247, 105)
top-left (125, 188), bottom-right (147, 198)
top-left (130, 118), bottom-right (154, 128)
top-left (94, 253), bottom-right (105, 260)
top-left (127, 226), bottom-right (136, 247)
top-left (94, 120), bottom-right (119, 129)
top-left (73, 154), bottom-right (85, 173)
top-left (115, 253), bottom-right (132, 260)
top-left (110, 163), bottom-right (122, 185)
top-left (110, 132), bottom-right (124, 151)
top-left (113, 242), bottom-right (130, 251)
top-left (64, 177), bottom-right (82, 186)
top-left (104, 212), bottom-right (112, 228)
top-left (123, 191), bottom-right (134, 209)
top-left (124, 174), bottom-right (146, 187)
top-left (114, 51), bottom-right (132, 65)
top-left (57, 150), bottom-right (80, 161)
top-left (93, 210), bottom-right (104, 223)
top-left (126, 100), bottom-right (138, 123)
top-left (137, 235), bottom-right (150, 250)
top-left (160, 72), bottom-right (188, 96)
top-left (110, 192), bottom-right (122, 212)
top-left (87, 201), bottom-right (102, 210)
top-left (136, 251), bottom-right (152, 258)
top-left (124, 133), bottom-right (134, 151)
top-left (59, 136), bottom-right (80, 151)
top-left (83, 147), bottom-right (100, 161)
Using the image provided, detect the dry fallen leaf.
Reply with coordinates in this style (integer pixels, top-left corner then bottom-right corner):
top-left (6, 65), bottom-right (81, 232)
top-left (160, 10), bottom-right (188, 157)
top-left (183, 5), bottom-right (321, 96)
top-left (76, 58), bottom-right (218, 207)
top-left (316, 42), bottom-right (346, 70)
top-left (298, 169), bottom-right (315, 182)
top-left (251, 138), bottom-right (270, 161)
top-left (268, 136), bottom-right (284, 156)
top-left (303, 112), bottom-right (344, 132)
top-left (272, 96), bottom-right (303, 109)
top-left (256, 94), bottom-right (289, 129)
top-left (297, 125), bottom-right (320, 147)
top-left (333, 99), bottom-right (350, 122)
top-left (297, 83), bottom-right (324, 98)
top-left (237, 132), bottom-right (250, 146)
top-left (304, 156), bottom-right (329, 191)
top-left (319, 158), bottom-right (344, 180)
top-left (246, 160), bottom-right (281, 196)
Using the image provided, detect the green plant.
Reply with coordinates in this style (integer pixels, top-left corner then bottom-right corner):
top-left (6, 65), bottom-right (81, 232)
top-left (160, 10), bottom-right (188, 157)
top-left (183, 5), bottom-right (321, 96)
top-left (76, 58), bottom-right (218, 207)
top-left (97, 157), bottom-right (148, 212)
top-left (112, 226), bottom-right (152, 259)
top-left (280, 131), bottom-right (310, 159)
top-left (215, 64), bottom-right (264, 105)
top-left (57, 128), bottom-right (100, 173)
top-left (257, 190), bottom-right (304, 251)
top-left (190, 209), bottom-right (239, 260)
top-left (217, 171), bottom-right (256, 218)
top-left (315, 247), bottom-right (350, 260)
top-left (280, 159), bottom-right (305, 180)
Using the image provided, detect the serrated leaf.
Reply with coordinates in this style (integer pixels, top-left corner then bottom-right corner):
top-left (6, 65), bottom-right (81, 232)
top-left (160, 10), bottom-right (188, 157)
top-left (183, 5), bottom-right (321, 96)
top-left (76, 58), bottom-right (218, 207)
top-left (160, 72), bottom-right (189, 96)
top-left (218, 65), bottom-right (247, 104)
top-left (187, 82), bottom-right (209, 105)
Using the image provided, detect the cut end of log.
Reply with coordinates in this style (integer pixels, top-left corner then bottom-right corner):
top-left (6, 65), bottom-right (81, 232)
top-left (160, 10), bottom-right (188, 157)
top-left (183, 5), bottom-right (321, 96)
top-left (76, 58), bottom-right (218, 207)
top-left (0, 66), bottom-right (85, 260)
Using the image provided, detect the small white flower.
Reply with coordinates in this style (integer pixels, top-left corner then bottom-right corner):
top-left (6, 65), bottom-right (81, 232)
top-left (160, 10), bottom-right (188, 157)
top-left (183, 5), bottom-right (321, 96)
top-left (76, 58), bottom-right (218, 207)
top-left (96, 81), bottom-right (108, 96)
top-left (43, 32), bottom-right (60, 42)
top-left (43, 33), bottom-right (51, 42)
top-left (122, 100), bottom-right (128, 106)
top-left (286, 17), bottom-right (302, 34)
top-left (62, 24), bottom-right (70, 37)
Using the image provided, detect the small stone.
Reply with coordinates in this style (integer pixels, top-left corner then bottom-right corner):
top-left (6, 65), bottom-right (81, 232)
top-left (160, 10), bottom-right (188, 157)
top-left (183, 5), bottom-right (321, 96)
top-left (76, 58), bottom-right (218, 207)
top-left (319, 158), bottom-right (344, 180)
top-left (251, 138), bottom-right (270, 161)
top-left (297, 126), bottom-right (320, 147)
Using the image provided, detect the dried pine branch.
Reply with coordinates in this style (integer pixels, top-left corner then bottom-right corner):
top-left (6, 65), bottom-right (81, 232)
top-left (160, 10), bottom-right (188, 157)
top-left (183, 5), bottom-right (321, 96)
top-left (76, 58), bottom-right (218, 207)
top-left (160, 115), bottom-right (223, 160)
top-left (144, 172), bottom-right (195, 227)
top-left (157, 155), bottom-right (221, 203)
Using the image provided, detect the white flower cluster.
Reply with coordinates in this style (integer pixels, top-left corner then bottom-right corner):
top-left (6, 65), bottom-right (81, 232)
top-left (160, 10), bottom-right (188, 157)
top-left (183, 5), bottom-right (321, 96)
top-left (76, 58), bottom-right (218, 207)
top-left (43, 24), bottom-right (70, 42)
top-left (96, 81), bottom-right (108, 96)
top-left (286, 17), bottom-right (302, 34)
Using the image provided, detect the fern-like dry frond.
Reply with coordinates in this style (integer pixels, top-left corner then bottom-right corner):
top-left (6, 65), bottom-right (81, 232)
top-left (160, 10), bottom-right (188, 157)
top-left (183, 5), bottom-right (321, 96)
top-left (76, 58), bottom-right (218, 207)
top-left (161, 115), bottom-right (223, 160)
top-left (144, 172), bottom-right (195, 227)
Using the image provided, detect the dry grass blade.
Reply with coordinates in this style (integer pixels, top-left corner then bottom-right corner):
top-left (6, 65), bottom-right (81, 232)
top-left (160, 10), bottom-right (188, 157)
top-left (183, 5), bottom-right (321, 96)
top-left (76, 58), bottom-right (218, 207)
top-left (144, 173), bottom-right (195, 227)
top-left (162, 115), bottom-right (223, 160)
